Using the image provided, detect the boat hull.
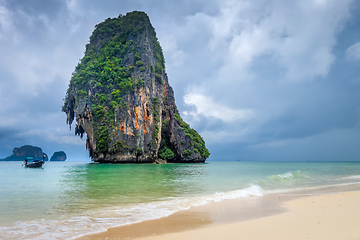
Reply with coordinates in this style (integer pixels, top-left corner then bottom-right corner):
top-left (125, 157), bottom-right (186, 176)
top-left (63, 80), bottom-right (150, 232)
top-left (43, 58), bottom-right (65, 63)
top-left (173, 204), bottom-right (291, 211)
top-left (25, 161), bottom-right (44, 168)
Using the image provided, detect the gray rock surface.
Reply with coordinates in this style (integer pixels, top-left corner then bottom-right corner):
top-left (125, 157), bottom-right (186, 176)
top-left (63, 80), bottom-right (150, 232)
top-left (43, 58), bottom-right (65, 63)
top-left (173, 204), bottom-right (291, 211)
top-left (62, 11), bottom-right (209, 163)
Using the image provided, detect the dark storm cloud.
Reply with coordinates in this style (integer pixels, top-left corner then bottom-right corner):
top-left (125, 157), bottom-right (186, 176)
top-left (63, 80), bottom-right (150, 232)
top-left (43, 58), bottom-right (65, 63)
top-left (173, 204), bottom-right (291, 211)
top-left (0, 127), bottom-right (17, 140)
top-left (175, 0), bottom-right (360, 161)
top-left (0, 0), bottom-right (359, 161)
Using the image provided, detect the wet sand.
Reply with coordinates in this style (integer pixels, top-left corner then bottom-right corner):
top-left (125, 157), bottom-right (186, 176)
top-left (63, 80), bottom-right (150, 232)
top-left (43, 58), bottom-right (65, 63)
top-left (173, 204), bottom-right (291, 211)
top-left (77, 186), bottom-right (360, 240)
top-left (132, 191), bottom-right (360, 240)
top-left (76, 193), bottom-right (299, 240)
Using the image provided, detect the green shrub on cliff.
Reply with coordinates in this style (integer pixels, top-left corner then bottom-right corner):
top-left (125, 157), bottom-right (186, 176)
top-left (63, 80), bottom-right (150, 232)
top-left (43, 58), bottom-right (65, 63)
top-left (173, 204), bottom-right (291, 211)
top-left (136, 60), bottom-right (144, 66)
top-left (152, 97), bottom-right (159, 117)
top-left (112, 141), bottom-right (130, 152)
top-left (136, 78), bottom-right (145, 88)
top-left (91, 105), bottom-right (105, 121)
top-left (94, 125), bottom-right (109, 152)
top-left (111, 89), bottom-right (123, 103)
top-left (182, 149), bottom-right (192, 158)
top-left (76, 89), bottom-right (88, 100)
top-left (152, 124), bottom-right (159, 144)
top-left (155, 74), bottom-right (163, 84)
top-left (174, 114), bottom-right (210, 159)
top-left (159, 148), bottom-right (175, 160)
top-left (158, 119), bottom-right (175, 161)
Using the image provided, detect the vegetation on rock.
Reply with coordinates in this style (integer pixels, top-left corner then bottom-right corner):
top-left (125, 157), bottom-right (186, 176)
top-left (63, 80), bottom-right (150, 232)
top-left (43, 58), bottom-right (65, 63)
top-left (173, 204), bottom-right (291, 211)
top-left (173, 114), bottom-right (210, 159)
top-left (62, 11), bottom-right (209, 163)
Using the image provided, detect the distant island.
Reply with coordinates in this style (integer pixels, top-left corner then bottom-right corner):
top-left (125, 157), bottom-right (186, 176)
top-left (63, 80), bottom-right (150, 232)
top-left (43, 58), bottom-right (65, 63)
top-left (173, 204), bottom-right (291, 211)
top-left (62, 11), bottom-right (209, 163)
top-left (0, 145), bottom-right (49, 161)
top-left (0, 145), bottom-right (67, 162)
top-left (50, 151), bottom-right (67, 161)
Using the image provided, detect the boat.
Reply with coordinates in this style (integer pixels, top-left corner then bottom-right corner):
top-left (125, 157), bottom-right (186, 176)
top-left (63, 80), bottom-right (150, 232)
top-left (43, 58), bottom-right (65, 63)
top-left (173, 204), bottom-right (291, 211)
top-left (24, 155), bottom-right (46, 168)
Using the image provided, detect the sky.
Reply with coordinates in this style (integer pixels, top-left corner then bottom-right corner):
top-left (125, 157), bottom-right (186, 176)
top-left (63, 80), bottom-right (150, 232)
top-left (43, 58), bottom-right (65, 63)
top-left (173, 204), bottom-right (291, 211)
top-left (0, 0), bottom-right (359, 161)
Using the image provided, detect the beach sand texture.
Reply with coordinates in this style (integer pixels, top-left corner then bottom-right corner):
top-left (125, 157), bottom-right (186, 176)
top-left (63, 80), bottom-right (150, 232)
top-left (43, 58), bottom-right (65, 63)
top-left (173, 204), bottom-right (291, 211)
top-left (79, 191), bottom-right (360, 240)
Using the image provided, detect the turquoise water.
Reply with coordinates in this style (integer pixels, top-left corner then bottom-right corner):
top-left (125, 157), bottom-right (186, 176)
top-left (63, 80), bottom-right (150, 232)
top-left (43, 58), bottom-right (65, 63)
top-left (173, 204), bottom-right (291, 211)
top-left (1, 160), bottom-right (360, 239)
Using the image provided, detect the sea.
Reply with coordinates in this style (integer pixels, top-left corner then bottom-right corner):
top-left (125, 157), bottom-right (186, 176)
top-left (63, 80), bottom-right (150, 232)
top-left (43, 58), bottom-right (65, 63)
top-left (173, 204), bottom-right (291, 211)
top-left (1, 160), bottom-right (360, 239)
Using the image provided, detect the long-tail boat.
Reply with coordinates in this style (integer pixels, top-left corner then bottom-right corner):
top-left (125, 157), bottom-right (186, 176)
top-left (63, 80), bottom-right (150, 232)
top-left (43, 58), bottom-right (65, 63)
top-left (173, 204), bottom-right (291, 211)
top-left (24, 155), bottom-right (46, 168)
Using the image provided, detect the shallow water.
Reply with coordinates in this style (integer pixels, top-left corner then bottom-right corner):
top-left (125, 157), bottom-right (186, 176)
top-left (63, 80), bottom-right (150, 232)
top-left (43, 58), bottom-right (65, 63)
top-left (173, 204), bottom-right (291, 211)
top-left (1, 160), bottom-right (359, 239)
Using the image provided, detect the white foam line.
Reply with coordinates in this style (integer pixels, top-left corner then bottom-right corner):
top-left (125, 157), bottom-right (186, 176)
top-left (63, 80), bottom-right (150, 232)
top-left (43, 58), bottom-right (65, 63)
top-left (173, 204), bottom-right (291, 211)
top-left (1, 185), bottom-right (266, 240)
top-left (341, 175), bottom-right (360, 180)
top-left (264, 181), bottom-right (360, 196)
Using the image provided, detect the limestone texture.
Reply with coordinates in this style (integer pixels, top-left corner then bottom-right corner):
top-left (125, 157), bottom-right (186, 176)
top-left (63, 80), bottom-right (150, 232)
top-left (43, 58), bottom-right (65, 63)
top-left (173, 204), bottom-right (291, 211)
top-left (63, 11), bottom-right (209, 163)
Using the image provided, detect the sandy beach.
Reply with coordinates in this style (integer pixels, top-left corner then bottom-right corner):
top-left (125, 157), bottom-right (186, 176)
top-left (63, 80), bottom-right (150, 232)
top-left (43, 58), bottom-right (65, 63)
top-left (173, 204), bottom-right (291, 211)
top-left (77, 189), bottom-right (360, 240)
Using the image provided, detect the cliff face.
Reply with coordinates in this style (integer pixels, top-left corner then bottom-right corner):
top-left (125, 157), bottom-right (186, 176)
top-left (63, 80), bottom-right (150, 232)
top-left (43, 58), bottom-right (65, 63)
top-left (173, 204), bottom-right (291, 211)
top-left (63, 11), bottom-right (209, 163)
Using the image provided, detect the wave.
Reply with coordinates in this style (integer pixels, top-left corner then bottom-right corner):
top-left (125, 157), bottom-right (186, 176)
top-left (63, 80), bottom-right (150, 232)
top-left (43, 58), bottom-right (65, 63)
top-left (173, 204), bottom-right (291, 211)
top-left (342, 175), bottom-right (360, 180)
top-left (268, 170), bottom-right (310, 182)
top-left (274, 170), bottom-right (305, 180)
top-left (254, 170), bottom-right (313, 190)
top-left (0, 185), bottom-right (264, 240)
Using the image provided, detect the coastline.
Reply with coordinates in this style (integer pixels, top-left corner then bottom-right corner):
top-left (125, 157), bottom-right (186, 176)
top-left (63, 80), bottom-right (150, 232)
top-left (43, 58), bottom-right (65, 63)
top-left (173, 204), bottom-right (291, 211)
top-left (76, 184), bottom-right (360, 240)
top-left (133, 190), bottom-right (360, 240)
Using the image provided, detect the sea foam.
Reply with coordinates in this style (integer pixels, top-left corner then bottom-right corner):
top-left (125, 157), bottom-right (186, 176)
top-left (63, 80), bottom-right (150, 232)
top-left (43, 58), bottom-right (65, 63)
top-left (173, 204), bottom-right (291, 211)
top-left (343, 175), bottom-right (360, 180)
top-left (0, 185), bottom-right (264, 240)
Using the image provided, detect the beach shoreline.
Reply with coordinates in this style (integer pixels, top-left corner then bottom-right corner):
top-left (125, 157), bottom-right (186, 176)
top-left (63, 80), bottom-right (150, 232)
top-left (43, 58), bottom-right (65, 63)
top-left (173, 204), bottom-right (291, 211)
top-left (132, 190), bottom-right (360, 240)
top-left (76, 183), bottom-right (360, 240)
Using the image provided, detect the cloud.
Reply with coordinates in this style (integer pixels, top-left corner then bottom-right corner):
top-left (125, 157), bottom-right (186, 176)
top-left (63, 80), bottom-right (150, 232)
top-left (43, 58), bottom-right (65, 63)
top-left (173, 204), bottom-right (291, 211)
top-left (245, 128), bottom-right (360, 161)
top-left (184, 92), bottom-right (255, 123)
top-left (0, 4), bottom-right (19, 43)
top-left (249, 138), bottom-right (293, 149)
top-left (46, 132), bottom-right (85, 146)
top-left (201, 128), bottom-right (251, 144)
top-left (346, 42), bottom-right (360, 60)
top-left (208, 0), bottom-right (352, 82)
top-left (66, 0), bottom-right (81, 14)
top-left (161, 34), bottom-right (186, 67)
top-left (169, 0), bottom-right (356, 153)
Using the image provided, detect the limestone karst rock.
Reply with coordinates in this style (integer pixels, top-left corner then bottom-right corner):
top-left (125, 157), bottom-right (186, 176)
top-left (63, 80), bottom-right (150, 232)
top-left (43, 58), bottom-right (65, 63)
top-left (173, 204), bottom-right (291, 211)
top-left (0, 145), bottom-right (49, 161)
top-left (62, 11), bottom-right (209, 163)
top-left (50, 151), bottom-right (67, 161)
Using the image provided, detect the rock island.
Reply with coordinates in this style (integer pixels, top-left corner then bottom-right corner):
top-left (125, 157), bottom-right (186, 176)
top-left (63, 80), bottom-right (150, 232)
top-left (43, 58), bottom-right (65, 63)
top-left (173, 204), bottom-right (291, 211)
top-left (62, 11), bottom-right (209, 163)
